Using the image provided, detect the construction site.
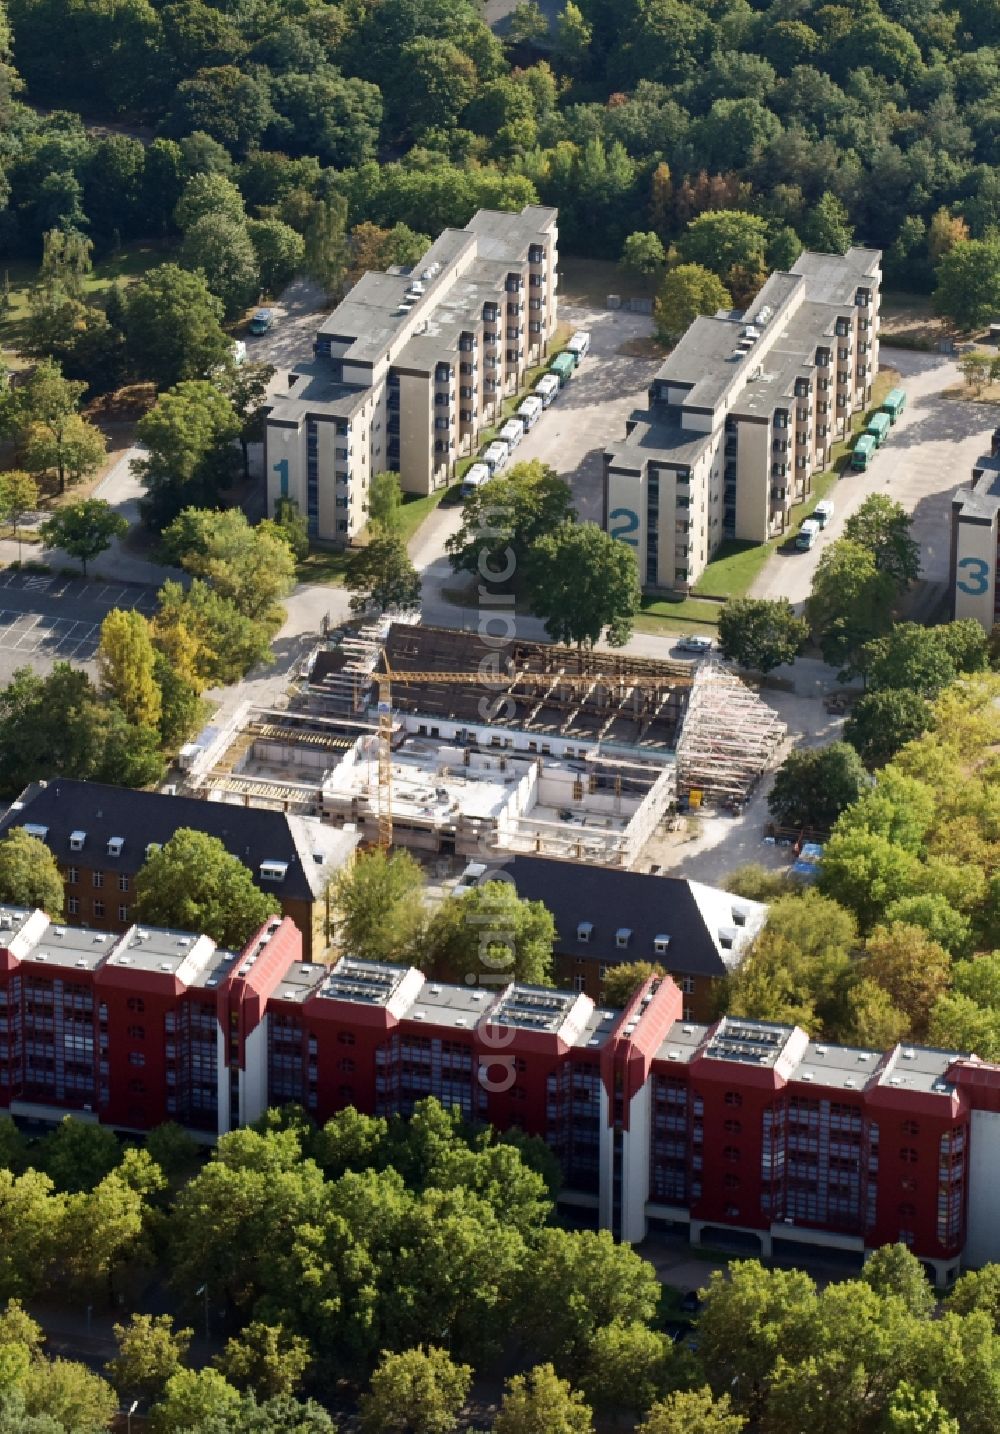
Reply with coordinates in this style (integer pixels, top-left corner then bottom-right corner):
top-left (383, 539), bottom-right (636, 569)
top-left (177, 622), bottom-right (787, 869)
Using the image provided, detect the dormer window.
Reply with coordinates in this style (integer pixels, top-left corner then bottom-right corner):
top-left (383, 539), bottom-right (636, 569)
top-left (260, 860), bottom-right (288, 882)
top-left (69, 830), bottom-right (86, 852)
top-left (23, 824), bottom-right (48, 842)
top-left (576, 921), bottom-right (593, 943)
top-left (107, 836), bottom-right (124, 857)
top-left (719, 927), bottom-right (737, 950)
top-left (616, 927), bottom-right (632, 949)
top-left (145, 843), bottom-right (160, 860)
top-left (653, 935), bottom-right (671, 955)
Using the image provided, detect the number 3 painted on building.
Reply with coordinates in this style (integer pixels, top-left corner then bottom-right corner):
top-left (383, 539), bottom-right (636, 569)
top-left (272, 458), bottom-right (290, 499)
top-left (957, 556), bottom-right (990, 595)
top-left (609, 507), bottom-right (640, 548)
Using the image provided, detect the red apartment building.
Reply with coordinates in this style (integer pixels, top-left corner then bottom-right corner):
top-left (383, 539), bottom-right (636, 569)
top-left (0, 902), bottom-right (998, 1286)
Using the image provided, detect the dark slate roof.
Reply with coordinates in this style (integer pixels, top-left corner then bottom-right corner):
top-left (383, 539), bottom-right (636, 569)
top-left (0, 779), bottom-right (318, 904)
top-left (499, 856), bottom-right (764, 979)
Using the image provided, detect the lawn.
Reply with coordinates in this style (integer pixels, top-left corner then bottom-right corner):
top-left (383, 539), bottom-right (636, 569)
top-left (295, 483), bottom-right (457, 587)
top-left (0, 242), bottom-right (168, 359)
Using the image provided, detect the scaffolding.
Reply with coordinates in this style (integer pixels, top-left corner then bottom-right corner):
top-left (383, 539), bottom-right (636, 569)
top-left (675, 662), bottom-right (786, 801)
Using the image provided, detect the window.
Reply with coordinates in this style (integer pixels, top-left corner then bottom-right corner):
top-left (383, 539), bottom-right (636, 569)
top-left (899, 1147), bottom-right (918, 1163)
top-left (118, 905), bottom-right (129, 922)
top-left (724, 1119), bottom-right (742, 1134)
top-left (680, 976), bottom-right (695, 995)
top-left (92, 871), bottom-right (104, 888)
top-left (118, 875), bottom-right (129, 892)
top-left (67, 867), bottom-right (78, 885)
top-left (128, 1052), bottom-right (145, 1067)
top-left (127, 998), bottom-right (145, 1013)
top-left (67, 897), bottom-right (79, 916)
top-left (725, 1091), bottom-right (743, 1107)
top-left (901, 1176), bottom-right (917, 1193)
top-left (724, 1174), bottom-right (740, 1189)
top-left (337, 1031), bottom-right (355, 1046)
top-left (724, 1146), bottom-right (741, 1163)
top-left (127, 1026), bottom-right (144, 1040)
top-left (93, 900), bottom-right (105, 918)
top-left (338, 1058), bottom-right (355, 1073)
top-left (901, 1120), bottom-right (920, 1136)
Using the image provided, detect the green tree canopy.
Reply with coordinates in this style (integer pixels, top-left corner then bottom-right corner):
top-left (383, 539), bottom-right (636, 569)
top-left (125, 264), bottom-right (230, 389)
top-left (134, 828), bottom-right (280, 948)
top-left (844, 689), bottom-right (933, 769)
top-left (161, 507), bottom-right (295, 623)
top-left (934, 238), bottom-right (1000, 331)
top-left (359, 1346), bottom-right (471, 1434)
top-left (843, 496), bottom-right (920, 590)
top-left (494, 1363), bottom-right (595, 1434)
top-left (654, 263), bottom-right (732, 344)
top-left (718, 598), bottom-right (808, 672)
top-left (346, 531), bottom-right (421, 617)
top-left (805, 539), bottom-right (896, 670)
top-left (39, 499), bottom-right (125, 576)
top-left (135, 382), bottom-right (241, 531)
top-left (332, 849), bottom-right (426, 965)
top-left (525, 520), bottom-right (641, 648)
top-left (767, 742), bottom-right (868, 831)
top-left (423, 880), bottom-right (555, 986)
top-left (0, 828), bottom-right (63, 915)
top-left (446, 462), bottom-right (575, 584)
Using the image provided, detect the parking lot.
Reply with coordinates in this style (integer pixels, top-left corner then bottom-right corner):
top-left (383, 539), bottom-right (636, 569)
top-left (0, 571), bottom-right (159, 680)
top-left (509, 303), bottom-right (662, 521)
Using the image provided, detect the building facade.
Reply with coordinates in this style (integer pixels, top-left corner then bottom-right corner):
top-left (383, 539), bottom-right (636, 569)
top-left (265, 205), bottom-right (558, 544)
top-left (0, 780), bottom-right (358, 961)
top-left (604, 248), bottom-right (882, 592)
top-left (501, 856), bottom-right (766, 1019)
top-left (950, 427), bottom-right (1000, 631)
top-left (2, 906), bottom-right (999, 1285)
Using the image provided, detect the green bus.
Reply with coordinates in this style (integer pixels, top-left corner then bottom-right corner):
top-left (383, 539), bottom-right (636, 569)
top-left (881, 387), bottom-right (906, 423)
top-left (867, 410), bottom-right (891, 447)
top-left (851, 433), bottom-right (877, 470)
top-left (550, 351), bottom-right (577, 386)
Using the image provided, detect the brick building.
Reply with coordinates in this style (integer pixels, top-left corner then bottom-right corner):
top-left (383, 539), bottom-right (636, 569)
top-left (0, 779), bottom-right (358, 960)
top-left (0, 906), bottom-right (997, 1286)
top-left (501, 856), bottom-right (766, 1018)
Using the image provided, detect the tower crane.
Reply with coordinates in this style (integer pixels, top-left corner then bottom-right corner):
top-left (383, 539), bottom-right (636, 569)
top-left (373, 655), bottom-right (690, 849)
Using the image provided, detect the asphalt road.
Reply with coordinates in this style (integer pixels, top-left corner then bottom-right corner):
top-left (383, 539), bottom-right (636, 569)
top-left (750, 348), bottom-right (1000, 607)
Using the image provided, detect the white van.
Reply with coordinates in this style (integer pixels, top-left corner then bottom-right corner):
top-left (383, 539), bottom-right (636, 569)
top-left (796, 519), bottom-right (820, 551)
top-left (460, 462), bottom-right (491, 499)
top-left (499, 418), bottom-right (523, 452)
top-left (568, 330), bottom-right (591, 361)
top-left (534, 373), bottom-right (559, 408)
top-left (481, 441), bottom-right (509, 475)
top-left (517, 395), bottom-right (543, 430)
top-left (813, 500), bottom-right (834, 528)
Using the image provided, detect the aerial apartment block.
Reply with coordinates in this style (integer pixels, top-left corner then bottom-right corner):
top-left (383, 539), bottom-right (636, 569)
top-left (3, 903), bottom-right (1000, 1286)
top-left (950, 426), bottom-right (1000, 631)
top-left (266, 205), bottom-right (559, 543)
top-left (604, 247), bottom-right (882, 591)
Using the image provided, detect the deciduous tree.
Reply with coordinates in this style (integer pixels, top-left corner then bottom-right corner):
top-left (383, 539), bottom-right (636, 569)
top-left (124, 265), bottom-right (230, 389)
top-left (215, 1322), bottom-right (310, 1401)
top-left (107, 1314), bottom-right (192, 1405)
top-left (494, 1363), bottom-right (594, 1434)
top-left (423, 881), bottom-right (555, 987)
top-left (601, 962), bottom-right (667, 1008)
top-left (134, 828), bottom-right (280, 949)
top-left (805, 540), bottom-right (895, 669)
top-left (0, 828), bottom-right (63, 915)
top-left (39, 500), bottom-right (126, 576)
top-left (359, 1346), bottom-right (471, 1434)
top-left (135, 382), bottom-right (241, 531)
top-left (347, 532), bottom-right (421, 616)
top-left (844, 690), bottom-right (933, 769)
top-left (97, 609), bottom-right (162, 729)
top-left (843, 496), bottom-right (920, 590)
top-left (526, 520), bottom-right (641, 648)
top-left (638, 1388), bottom-right (746, 1434)
top-left (654, 263), bottom-right (732, 345)
top-left (447, 462), bottom-right (575, 583)
top-left (768, 742), bottom-right (868, 831)
top-left (332, 849), bottom-right (426, 966)
top-left (162, 508), bottom-right (294, 623)
top-left (0, 471), bottom-right (38, 562)
top-left (718, 598), bottom-right (808, 672)
top-left (934, 238), bottom-right (1000, 331)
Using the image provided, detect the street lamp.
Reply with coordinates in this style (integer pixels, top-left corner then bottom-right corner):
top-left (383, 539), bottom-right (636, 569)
top-left (126, 1399), bottom-right (138, 1434)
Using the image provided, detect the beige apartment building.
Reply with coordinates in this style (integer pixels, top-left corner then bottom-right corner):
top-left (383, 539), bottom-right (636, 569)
top-left (266, 205), bottom-right (558, 543)
top-left (603, 248), bottom-right (882, 591)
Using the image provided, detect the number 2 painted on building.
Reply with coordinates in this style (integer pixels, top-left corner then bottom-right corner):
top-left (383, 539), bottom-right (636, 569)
top-left (957, 555), bottom-right (990, 596)
top-left (609, 507), bottom-right (640, 548)
top-left (272, 458), bottom-right (290, 499)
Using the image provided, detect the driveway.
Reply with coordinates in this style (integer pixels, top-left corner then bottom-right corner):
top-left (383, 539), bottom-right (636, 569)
top-left (243, 277), bottom-right (330, 380)
top-left (511, 303), bottom-right (661, 522)
top-left (750, 348), bottom-right (1000, 607)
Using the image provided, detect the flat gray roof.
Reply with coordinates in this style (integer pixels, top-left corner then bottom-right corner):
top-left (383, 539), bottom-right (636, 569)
top-left (955, 452), bottom-right (1000, 517)
top-left (407, 981), bottom-right (491, 1030)
top-left (656, 1019), bottom-right (710, 1065)
top-left (877, 1044), bottom-right (963, 1096)
top-left (789, 1039), bottom-right (882, 1092)
top-left (605, 409), bottom-right (713, 469)
top-left (791, 246), bottom-right (881, 305)
top-left (28, 924), bottom-right (119, 973)
top-left (268, 364), bottom-right (369, 424)
top-left (491, 984), bottom-right (580, 1033)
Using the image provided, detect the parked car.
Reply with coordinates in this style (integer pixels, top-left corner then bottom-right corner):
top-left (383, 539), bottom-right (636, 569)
top-left (795, 518), bottom-right (820, 551)
top-left (248, 308), bottom-right (274, 335)
top-left (675, 635), bottom-right (713, 655)
top-left (460, 462), bottom-right (491, 499)
top-left (813, 499), bottom-right (834, 527)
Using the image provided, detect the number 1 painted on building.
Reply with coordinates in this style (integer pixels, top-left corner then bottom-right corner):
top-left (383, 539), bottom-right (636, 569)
top-left (272, 458), bottom-right (289, 499)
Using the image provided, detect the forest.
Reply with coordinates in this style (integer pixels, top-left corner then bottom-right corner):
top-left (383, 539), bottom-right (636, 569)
top-left (0, 0), bottom-right (995, 296)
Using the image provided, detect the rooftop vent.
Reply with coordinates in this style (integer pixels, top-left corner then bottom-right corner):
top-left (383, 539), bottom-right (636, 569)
top-left (682, 1025), bottom-right (694, 1035)
top-left (815, 1045), bottom-right (828, 1056)
top-left (902, 1048), bottom-right (917, 1060)
top-left (107, 836), bottom-right (124, 857)
top-left (667, 1051), bottom-right (680, 1061)
top-left (69, 830), bottom-right (86, 851)
top-left (801, 1071), bottom-right (813, 1081)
